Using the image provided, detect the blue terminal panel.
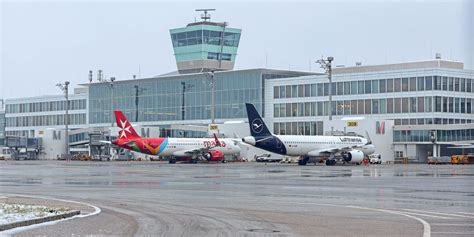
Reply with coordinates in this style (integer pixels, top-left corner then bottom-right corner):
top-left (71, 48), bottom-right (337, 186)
top-left (170, 23), bottom-right (241, 73)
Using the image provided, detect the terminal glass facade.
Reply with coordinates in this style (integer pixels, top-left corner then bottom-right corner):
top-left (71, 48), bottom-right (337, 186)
top-left (273, 95), bottom-right (472, 125)
top-left (6, 114), bottom-right (86, 127)
top-left (5, 98), bottom-right (87, 128)
top-left (394, 129), bottom-right (474, 143)
top-left (89, 69), bottom-right (311, 124)
top-left (6, 100), bottom-right (86, 114)
top-left (273, 76), bottom-right (472, 98)
top-left (0, 111), bottom-right (5, 140)
top-left (271, 74), bottom-right (474, 127)
top-left (4, 95), bottom-right (88, 133)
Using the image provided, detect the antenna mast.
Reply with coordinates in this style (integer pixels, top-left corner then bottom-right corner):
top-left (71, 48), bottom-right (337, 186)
top-left (195, 8), bottom-right (216, 22)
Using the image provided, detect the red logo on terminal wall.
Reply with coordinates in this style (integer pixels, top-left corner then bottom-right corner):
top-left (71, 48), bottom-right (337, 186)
top-left (376, 121), bottom-right (385, 134)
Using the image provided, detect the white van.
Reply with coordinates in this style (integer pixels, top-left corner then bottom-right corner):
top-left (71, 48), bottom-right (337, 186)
top-left (369, 154), bottom-right (382, 164)
top-left (0, 147), bottom-right (12, 160)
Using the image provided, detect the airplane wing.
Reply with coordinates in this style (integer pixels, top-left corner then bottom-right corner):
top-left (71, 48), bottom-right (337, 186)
top-left (172, 134), bottom-right (225, 157)
top-left (172, 147), bottom-right (216, 157)
top-left (172, 148), bottom-right (201, 157)
top-left (307, 146), bottom-right (356, 156)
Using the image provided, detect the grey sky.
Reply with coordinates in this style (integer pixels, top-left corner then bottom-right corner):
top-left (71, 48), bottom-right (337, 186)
top-left (1, 0), bottom-right (472, 99)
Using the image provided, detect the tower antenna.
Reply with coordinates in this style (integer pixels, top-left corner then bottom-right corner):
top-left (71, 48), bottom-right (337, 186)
top-left (195, 8), bottom-right (216, 22)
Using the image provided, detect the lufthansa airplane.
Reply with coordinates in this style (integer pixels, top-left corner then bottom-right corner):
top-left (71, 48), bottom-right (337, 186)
top-left (111, 111), bottom-right (240, 163)
top-left (242, 103), bottom-right (375, 165)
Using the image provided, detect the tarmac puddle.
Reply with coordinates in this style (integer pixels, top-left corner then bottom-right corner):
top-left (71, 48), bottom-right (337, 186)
top-left (267, 170), bottom-right (285, 173)
top-left (246, 228), bottom-right (280, 233)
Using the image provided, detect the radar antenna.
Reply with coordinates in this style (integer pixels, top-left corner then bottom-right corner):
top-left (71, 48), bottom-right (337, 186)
top-left (195, 8), bottom-right (216, 22)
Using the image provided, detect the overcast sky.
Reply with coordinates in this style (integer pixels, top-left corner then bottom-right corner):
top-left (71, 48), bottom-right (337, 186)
top-left (1, 0), bottom-right (472, 99)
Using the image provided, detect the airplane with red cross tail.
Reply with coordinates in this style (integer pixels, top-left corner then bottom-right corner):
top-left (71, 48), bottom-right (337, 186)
top-left (112, 110), bottom-right (240, 163)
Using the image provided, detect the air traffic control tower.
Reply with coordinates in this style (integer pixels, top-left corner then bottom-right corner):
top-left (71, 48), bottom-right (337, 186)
top-left (170, 9), bottom-right (241, 74)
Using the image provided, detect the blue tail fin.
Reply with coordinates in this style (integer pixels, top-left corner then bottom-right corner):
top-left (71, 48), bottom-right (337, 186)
top-left (245, 103), bottom-right (272, 137)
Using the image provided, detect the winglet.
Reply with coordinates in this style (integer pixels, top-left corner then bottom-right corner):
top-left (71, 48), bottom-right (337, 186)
top-left (213, 133), bottom-right (222, 147)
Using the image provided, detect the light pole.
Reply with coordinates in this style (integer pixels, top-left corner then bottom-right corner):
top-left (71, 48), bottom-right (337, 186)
top-left (181, 82), bottom-right (194, 120)
top-left (204, 70), bottom-right (216, 124)
top-left (316, 56), bottom-right (334, 121)
top-left (110, 77), bottom-right (115, 127)
top-left (134, 85), bottom-right (146, 122)
top-left (56, 81), bottom-right (70, 155)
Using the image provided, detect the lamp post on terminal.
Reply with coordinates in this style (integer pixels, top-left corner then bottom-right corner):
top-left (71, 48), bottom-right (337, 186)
top-left (204, 70), bottom-right (216, 124)
top-left (134, 85), bottom-right (146, 122)
top-left (181, 82), bottom-right (194, 120)
top-left (56, 81), bottom-right (70, 155)
top-left (316, 56), bottom-right (334, 121)
top-left (110, 77), bottom-right (115, 127)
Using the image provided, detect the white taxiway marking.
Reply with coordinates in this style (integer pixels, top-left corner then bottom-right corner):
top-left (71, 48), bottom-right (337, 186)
top-left (431, 223), bottom-right (474, 227)
top-left (264, 200), bottom-right (432, 237)
top-left (403, 209), bottom-right (474, 219)
top-left (396, 210), bottom-right (453, 220)
top-left (345, 206), bottom-right (431, 237)
top-left (0, 194), bottom-right (101, 235)
top-left (211, 196), bottom-right (432, 237)
top-left (431, 232), bottom-right (474, 235)
top-left (457, 212), bottom-right (474, 217)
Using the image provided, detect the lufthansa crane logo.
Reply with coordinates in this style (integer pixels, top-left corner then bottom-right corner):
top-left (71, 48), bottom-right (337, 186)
top-left (251, 118), bottom-right (263, 133)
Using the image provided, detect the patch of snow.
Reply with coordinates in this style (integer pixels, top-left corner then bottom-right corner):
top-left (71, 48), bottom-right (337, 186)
top-left (0, 203), bottom-right (71, 225)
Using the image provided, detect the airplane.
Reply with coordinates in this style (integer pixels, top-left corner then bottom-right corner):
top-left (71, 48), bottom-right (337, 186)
top-left (242, 103), bottom-right (375, 166)
top-left (111, 110), bottom-right (240, 163)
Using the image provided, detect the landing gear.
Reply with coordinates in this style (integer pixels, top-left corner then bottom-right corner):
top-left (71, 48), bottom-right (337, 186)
top-left (325, 159), bottom-right (336, 166)
top-left (169, 157), bottom-right (177, 164)
top-left (191, 158), bottom-right (198, 164)
top-left (298, 157), bottom-right (309, 166)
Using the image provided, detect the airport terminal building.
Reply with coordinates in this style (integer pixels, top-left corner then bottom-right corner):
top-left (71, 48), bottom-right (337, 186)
top-left (265, 60), bottom-right (474, 162)
top-left (2, 15), bottom-right (473, 162)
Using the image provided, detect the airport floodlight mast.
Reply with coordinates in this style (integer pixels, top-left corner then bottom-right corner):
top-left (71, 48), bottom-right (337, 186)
top-left (134, 85), bottom-right (147, 122)
top-left (316, 56), bottom-right (334, 121)
top-left (204, 70), bottom-right (216, 124)
top-left (110, 77), bottom-right (115, 127)
top-left (56, 81), bottom-right (70, 155)
top-left (195, 8), bottom-right (216, 21)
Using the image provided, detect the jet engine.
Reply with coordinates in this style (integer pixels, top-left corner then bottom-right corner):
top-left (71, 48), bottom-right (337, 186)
top-left (203, 150), bottom-right (224, 162)
top-left (242, 136), bottom-right (256, 146)
top-left (203, 152), bottom-right (212, 161)
top-left (342, 150), bottom-right (364, 163)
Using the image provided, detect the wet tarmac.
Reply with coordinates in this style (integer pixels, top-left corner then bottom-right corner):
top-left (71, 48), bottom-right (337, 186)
top-left (1, 161), bottom-right (473, 236)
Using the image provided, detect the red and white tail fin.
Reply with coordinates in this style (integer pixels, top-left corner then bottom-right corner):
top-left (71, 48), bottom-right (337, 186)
top-left (213, 133), bottom-right (222, 147)
top-left (114, 110), bottom-right (140, 139)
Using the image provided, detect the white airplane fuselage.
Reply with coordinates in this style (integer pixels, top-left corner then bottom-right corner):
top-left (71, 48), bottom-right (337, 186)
top-left (158, 138), bottom-right (241, 157)
top-left (275, 135), bottom-right (372, 157)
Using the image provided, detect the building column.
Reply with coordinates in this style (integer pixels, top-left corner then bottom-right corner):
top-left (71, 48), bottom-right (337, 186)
top-left (433, 144), bottom-right (438, 157)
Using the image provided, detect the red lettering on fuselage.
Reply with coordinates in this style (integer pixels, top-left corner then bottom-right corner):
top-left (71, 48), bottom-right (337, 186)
top-left (203, 140), bottom-right (226, 148)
